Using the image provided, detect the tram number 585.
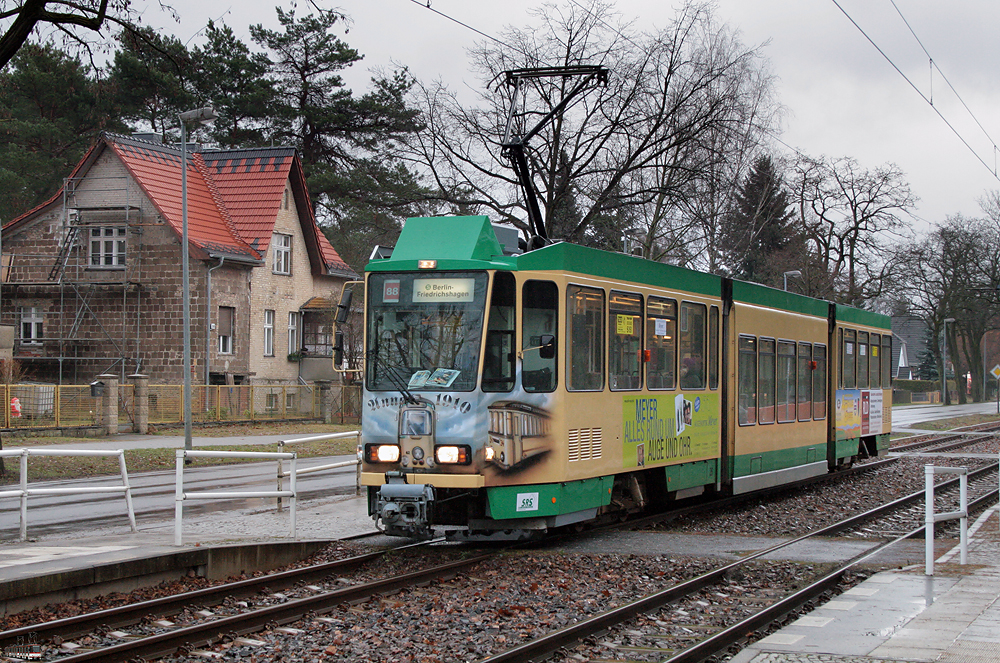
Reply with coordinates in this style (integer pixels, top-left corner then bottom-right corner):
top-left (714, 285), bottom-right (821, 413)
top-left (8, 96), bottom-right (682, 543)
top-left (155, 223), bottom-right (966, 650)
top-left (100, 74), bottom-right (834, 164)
top-left (516, 492), bottom-right (539, 512)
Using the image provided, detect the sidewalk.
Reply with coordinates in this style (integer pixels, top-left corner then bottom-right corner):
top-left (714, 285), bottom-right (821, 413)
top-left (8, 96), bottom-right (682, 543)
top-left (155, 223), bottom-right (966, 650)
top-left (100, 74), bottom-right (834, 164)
top-left (0, 429), bottom-right (359, 451)
top-left (731, 506), bottom-right (1000, 663)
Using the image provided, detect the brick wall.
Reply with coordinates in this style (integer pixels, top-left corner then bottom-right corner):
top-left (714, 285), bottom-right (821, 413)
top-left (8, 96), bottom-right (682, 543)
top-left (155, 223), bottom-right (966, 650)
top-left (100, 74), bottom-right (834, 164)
top-left (1, 150), bottom-right (251, 384)
top-left (246, 182), bottom-right (344, 385)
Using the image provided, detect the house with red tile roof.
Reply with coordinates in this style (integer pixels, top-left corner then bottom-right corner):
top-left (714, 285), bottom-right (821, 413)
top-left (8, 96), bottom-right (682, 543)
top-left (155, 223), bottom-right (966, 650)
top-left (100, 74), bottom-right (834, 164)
top-left (0, 133), bottom-right (358, 388)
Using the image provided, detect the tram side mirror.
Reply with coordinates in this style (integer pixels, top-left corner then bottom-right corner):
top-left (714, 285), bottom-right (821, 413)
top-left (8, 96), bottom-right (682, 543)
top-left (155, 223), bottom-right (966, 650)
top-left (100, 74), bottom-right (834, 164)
top-left (539, 334), bottom-right (555, 360)
top-left (334, 330), bottom-right (345, 366)
top-left (336, 288), bottom-right (353, 324)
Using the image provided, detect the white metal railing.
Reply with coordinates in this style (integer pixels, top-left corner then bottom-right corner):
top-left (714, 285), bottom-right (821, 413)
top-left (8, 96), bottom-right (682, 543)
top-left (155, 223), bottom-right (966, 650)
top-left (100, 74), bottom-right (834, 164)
top-left (275, 431), bottom-right (362, 509)
top-left (925, 464), bottom-right (968, 576)
top-left (0, 448), bottom-right (136, 541)
top-left (175, 449), bottom-right (297, 546)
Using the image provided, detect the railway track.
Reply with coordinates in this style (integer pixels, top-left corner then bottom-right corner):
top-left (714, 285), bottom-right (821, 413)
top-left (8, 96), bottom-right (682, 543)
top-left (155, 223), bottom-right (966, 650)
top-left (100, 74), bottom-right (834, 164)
top-left (4, 452), bottom-right (996, 662)
top-left (0, 539), bottom-right (491, 662)
top-left (478, 468), bottom-right (1000, 663)
top-left (891, 420), bottom-right (1000, 453)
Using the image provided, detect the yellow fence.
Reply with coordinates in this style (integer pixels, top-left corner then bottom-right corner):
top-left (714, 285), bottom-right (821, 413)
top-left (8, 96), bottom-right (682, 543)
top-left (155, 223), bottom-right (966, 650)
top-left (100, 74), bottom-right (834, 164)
top-left (0, 384), bottom-right (361, 430)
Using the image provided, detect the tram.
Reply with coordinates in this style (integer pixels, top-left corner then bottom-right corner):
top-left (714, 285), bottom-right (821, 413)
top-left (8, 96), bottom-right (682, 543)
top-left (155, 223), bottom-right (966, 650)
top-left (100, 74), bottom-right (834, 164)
top-left (347, 215), bottom-right (891, 540)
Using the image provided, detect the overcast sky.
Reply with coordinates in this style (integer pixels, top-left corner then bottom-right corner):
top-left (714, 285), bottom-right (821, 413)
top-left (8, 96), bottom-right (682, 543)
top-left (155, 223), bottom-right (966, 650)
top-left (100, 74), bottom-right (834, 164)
top-left (146, 0), bottom-right (1000, 232)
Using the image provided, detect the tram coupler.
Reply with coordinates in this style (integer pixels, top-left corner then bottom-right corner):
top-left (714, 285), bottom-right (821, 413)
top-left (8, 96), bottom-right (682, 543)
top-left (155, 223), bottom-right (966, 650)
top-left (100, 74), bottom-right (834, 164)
top-left (375, 473), bottom-right (435, 539)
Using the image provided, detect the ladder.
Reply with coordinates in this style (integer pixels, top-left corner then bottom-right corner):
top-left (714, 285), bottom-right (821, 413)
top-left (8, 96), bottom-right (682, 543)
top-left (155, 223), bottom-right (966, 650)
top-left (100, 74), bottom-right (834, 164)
top-left (48, 225), bottom-right (79, 281)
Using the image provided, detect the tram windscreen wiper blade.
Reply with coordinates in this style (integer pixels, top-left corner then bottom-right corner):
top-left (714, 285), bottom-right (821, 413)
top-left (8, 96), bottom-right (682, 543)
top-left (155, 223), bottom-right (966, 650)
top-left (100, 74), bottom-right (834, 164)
top-left (368, 334), bottom-right (418, 405)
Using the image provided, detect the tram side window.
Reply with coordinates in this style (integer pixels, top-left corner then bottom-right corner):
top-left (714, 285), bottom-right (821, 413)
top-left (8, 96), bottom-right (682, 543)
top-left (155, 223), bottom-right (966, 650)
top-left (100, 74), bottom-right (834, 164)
top-left (483, 272), bottom-right (516, 392)
top-left (567, 285), bottom-right (605, 391)
top-left (646, 297), bottom-right (676, 389)
top-left (709, 306), bottom-right (720, 390)
top-left (776, 340), bottom-right (796, 423)
top-left (521, 280), bottom-right (557, 393)
top-left (679, 302), bottom-right (706, 390)
top-left (881, 335), bottom-right (892, 387)
top-left (869, 333), bottom-right (881, 388)
top-left (843, 329), bottom-right (856, 389)
top-left (797, 342), bottom-right (812, 421)
top-left (759, 338), bottom-right (776, 424)
top-left (738, 336), bottom-right (757, 425)
top-left (609, 291), bottom-right (642, 390)
top-left (857, 331), bottom-right (869, 389)
top-left (813, 344), bottom-right (827, 419)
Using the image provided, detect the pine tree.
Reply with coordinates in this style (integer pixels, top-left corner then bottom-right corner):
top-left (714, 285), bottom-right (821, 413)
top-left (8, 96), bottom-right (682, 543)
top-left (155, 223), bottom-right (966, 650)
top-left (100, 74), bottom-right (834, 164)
top-left (721, 155), bottom-right (799, 284)
top-left (0, 44), bottom-right (123, 222)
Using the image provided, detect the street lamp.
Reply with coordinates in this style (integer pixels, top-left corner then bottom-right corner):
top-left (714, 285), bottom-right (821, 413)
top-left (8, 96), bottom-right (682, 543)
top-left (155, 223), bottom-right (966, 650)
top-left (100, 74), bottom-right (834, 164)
top-left (783, 270), bottom-right (802, 291)
top-left (179, 106), bottom-right (217, 453)
top-left (942, 317), bottom-right (956, 406)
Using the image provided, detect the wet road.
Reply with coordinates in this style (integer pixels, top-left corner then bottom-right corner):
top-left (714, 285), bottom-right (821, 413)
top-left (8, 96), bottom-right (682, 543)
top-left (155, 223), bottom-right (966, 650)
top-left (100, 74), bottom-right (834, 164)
top-left (0, 454), bottom-right (360, 538)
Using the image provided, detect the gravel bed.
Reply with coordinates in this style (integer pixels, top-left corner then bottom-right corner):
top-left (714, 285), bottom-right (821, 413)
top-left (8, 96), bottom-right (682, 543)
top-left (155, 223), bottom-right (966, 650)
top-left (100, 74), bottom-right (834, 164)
top-left (0, 541), bottom-right (376, 631)
top-left (666, 444), bottom-right (999, 538)
top-left (155, 554), bottom-right (809, 663)
top-left (6, 439), bottom-right (995, 661)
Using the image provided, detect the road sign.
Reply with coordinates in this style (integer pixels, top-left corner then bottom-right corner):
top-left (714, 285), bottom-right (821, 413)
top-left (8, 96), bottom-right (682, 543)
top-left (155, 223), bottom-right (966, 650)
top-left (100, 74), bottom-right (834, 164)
top-left (992, 365), bottom-right (1000, 380)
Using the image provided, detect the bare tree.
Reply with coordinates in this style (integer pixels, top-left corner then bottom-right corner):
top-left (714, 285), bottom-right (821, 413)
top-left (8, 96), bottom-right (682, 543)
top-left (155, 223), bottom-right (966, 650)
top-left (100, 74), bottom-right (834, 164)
top-left (0, 0), bottom-right (163, 69)
top-left (791, 155), bottom-right (915, 307)
top-left (403, 0), bottom-right (779, 250)
top-left (895, 214), bottom-right (1000, 402)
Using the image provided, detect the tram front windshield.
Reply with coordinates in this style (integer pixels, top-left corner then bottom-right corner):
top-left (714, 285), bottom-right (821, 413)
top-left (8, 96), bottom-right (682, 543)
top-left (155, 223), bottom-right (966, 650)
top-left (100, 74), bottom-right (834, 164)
top-left (367, 271), bottom-right (489, 392)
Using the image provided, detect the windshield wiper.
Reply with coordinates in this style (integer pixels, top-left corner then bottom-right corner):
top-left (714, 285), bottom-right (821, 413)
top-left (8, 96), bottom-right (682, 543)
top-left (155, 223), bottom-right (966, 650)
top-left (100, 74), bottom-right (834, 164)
top-left (370, 317), bottom-right (419, 405)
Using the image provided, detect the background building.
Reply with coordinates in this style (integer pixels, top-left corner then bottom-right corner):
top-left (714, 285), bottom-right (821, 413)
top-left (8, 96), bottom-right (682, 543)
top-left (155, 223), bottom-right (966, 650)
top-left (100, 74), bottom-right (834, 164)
top-left (0, 133), bottom-right (357, 385)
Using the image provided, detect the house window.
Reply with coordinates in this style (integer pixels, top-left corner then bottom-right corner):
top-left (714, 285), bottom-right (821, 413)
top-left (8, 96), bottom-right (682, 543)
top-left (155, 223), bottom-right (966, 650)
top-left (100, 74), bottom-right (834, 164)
top-left (218, 306), bottom-right (234, 355)
top-left (264, 309), bottom-right (275, 356)
top-left (89, 227), bottom-right (126, 267)
top-left (288, 311), bottom-right (300, 355)
top-left (272, 233), bottom-right (291, 275)
top-left (302, 314), bottom-right (332, 356)
top-left (283, 188), bottom-right (290, 210)
top-left (20, 307), bottom-right (43, 345)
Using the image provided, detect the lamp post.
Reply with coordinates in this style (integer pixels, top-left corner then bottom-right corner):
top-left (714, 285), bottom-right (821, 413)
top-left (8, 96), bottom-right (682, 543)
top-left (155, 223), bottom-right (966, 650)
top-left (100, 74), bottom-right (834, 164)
top-left (783, 270), bottom-right (802, 291)
top-left (178, 107), bottom-right (217, 452)
top-left (942, 317), bottom-right (956, 406)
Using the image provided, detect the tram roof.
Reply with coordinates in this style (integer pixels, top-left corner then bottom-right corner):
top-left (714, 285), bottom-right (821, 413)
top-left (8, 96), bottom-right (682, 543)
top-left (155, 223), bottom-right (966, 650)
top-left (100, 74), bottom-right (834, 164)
top-left (834, 302), bottom-right (892, 330)
top-left (366, 216), bottom-right (888, 327)
top-left (368, 215), bottom-right (722, 297)
top-left (730, 279), bottom-right (830, 318)
top-left (516, 241), bottom-right (721, 298)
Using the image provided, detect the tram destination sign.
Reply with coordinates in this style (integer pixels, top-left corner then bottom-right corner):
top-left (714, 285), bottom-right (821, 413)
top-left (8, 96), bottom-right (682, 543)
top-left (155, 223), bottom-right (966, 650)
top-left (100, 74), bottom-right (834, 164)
top-left (413, 278), bottom-right (476, 303)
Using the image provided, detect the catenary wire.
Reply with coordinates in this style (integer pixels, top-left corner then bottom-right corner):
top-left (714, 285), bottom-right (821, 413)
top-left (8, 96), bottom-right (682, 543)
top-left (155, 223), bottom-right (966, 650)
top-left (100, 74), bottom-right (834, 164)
top-left (405, 0), bottom-right (514, 50)
top-left (829, 0), bottom-right (999, 182)
top-left (888, 0), bottom-right (998, 173)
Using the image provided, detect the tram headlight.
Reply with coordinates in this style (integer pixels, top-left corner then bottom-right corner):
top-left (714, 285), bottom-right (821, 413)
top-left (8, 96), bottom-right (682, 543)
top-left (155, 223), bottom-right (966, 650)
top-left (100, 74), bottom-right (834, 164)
top-left (365, 444), bottom-right (401, 463)
top-left (412, 446), bottom-right (425, 461)
top-left (484, 447), bottom-right (495, 461)
top-left (435, 445), bottom-right (471, 465)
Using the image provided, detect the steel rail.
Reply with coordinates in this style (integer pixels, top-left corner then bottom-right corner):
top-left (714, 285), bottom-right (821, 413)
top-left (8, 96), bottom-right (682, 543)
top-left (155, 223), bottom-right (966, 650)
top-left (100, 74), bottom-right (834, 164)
top-left (0, 538), bottom-right (434, 651)
top-left (52, 552), bottom-right (495, 663)
top-left (478, 461), bottom-right (999, 663)
top-left (620, 457), bottom-right (899, 533)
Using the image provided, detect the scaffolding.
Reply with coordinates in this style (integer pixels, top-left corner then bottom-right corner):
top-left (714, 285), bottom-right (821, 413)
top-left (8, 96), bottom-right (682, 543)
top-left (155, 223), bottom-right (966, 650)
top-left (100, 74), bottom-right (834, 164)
top-left (2, 174), bottom-right (145, 384)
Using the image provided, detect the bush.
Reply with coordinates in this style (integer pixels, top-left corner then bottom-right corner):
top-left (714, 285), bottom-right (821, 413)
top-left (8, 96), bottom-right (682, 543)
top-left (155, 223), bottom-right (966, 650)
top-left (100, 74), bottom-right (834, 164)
top-left (894, 379), bottom-right (939, 393)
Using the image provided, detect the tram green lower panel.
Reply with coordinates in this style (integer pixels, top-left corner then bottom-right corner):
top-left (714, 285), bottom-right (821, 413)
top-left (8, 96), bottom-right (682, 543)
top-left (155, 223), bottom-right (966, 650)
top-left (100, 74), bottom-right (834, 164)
top-left (731, 444), bottom-right (826, 478)
top-left (664, 459), bottom-right (718, 492)
top-left (876, 433), bottom-right (890, 452)
top-left (487, 476), bottom-right (613, 521)
top-left (833, 436), bottom-right (858, 461)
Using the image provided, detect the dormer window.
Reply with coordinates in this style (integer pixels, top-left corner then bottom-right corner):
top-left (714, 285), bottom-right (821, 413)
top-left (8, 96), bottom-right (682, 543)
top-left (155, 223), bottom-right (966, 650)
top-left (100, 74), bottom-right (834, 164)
top-left (272, 233), bottom-right (291, 275)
